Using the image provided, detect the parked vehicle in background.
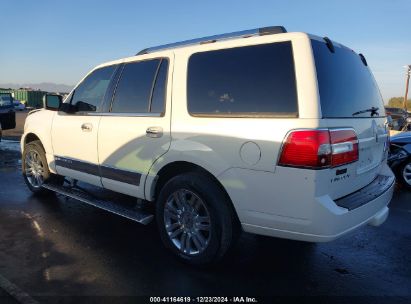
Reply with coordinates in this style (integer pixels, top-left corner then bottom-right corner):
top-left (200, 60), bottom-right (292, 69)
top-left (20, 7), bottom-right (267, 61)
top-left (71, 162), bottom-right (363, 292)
top-left (384, 107), bottom-right (408, 130)
top-left (13, 100), bottom-right (26, 111)
top-left (0, 93), bottom-right (16, 140)
top-left (22, 26), bottom-right (395, 264)
top-left (389, 132), bottom-right (411, 189)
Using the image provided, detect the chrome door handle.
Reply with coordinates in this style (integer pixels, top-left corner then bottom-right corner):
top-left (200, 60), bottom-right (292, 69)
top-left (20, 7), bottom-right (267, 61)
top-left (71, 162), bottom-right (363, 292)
top-left (81, 123), bottom-right (93, 132)
top-left (146, 127), bottom-right (163, 138)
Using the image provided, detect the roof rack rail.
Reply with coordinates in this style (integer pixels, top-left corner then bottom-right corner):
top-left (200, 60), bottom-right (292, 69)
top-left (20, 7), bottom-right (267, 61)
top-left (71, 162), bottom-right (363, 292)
top-left (136, 26), bottom-right (287, 55)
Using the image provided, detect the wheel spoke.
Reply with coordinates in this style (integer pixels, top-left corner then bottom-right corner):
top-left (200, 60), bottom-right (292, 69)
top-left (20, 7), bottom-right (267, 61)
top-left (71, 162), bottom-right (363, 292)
top-left (170, 227), bottom-right (183, 238)
top-left (180, 232), bottom-right (187, 253)
top-left (164, 210), bottom-right (178, 221)
top-left (192, 232), bottom-right (206, 251)
top-left (165, 202), bottom-right (179, 216)
top-left (26, 154), bottom-right (33, 165)
top-left (190, 195), bottom-right (201, 212)
top-left (178, 190), bottom-right (190, 208)
top-left (25, 158), bottom-right (33, 167)
top-left (35, 175), bottom-right (42, 186)
top-left (32, 152), bottom-right (38, 163)
top-left (25, 167), bottom-right (33, 175)
top-left (197, 216), bottom-right (210, 224)
top-left (192, 234), bottom-right (202, 251)
top-left (166, 222), bottom-right (180, 233)
top-left (196, 223), bottom-right (210, 231)
top-left (185, 233), bottom-right (192, 253)
top-left (173, 192), bottom-right (185, 210)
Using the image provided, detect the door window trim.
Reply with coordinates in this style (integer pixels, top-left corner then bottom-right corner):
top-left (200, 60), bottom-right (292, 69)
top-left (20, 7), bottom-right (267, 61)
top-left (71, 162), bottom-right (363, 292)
top-left (63, 63), bottom-right (121, 116)
top-left (107, 57), bottom-right (170, 117)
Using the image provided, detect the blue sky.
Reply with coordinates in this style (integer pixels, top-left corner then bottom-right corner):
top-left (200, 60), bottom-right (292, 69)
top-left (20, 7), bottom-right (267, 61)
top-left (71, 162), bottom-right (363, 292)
top-left (1, 0), bottom-right (410, 101)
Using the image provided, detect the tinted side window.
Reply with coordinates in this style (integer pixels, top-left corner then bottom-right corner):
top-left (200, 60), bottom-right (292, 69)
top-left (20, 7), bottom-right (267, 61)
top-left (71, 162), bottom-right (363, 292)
top-left (150, 59), bottom-right (168, 113)
top-left (71, 65), bottom-right (116, 112)
top-left (187, 42), bottom-right (298, 116)
top-left (111, 59), bottom-right (160, 113)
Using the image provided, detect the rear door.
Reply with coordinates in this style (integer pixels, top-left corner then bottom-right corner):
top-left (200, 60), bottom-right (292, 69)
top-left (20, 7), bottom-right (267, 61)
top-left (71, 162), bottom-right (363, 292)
top-left (311, 38), bottom-right (388, 199)
top-left (98, 55), bottom-right (172, 198)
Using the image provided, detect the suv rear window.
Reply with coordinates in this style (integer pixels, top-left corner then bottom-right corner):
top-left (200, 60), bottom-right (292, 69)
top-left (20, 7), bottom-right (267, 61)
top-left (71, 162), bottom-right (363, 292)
top-left (312, 39), bottom-right (384, 118)
top-left (187, 42), bottom-right (298, 117)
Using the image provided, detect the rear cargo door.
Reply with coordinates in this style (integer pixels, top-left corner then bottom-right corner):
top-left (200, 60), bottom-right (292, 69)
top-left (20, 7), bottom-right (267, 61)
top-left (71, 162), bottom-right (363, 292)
top-left (312, 38), bottom-right (388, 199)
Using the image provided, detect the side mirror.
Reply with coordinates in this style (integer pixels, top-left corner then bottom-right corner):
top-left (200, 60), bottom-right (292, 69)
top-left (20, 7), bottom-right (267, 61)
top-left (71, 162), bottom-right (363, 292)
top-left (44, 94), bottom-right (62, 111)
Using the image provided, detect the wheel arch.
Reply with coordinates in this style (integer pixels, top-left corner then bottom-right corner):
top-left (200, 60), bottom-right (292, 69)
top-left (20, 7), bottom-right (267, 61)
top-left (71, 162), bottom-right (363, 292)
top-left (24, 132), bottom-right (41, 145)
top-left (149, 160), bottom-right (240, 225)
top-left (22, 132), bottom-right (48, 153)
top-left (22, 132), bottom-right (57, 173)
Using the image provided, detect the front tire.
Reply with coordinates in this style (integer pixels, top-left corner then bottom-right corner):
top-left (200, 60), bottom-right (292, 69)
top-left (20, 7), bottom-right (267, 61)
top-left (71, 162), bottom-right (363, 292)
top-left (22, 140), bottom-right (63, 195)
top-left (156, 172), bottom-right (239, 265)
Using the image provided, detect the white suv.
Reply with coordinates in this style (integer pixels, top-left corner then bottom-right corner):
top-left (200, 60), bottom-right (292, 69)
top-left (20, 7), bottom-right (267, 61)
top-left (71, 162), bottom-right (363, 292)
top-left (21, 26), bottom-right (395, 264)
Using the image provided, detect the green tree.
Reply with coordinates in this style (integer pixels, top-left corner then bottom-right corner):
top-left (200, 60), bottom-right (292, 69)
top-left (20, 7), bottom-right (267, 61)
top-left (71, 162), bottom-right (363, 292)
top-left (388, 97), bottom-right (411, 109)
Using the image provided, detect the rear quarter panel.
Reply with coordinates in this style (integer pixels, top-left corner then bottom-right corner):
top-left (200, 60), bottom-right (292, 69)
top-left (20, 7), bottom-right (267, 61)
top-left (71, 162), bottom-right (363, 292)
top-left (146, 33), bottom-right (321, 199)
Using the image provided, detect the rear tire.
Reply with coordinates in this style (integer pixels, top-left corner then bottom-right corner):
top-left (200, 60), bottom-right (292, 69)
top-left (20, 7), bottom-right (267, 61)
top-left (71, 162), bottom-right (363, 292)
top-left (156, 172), bottom-right (239, 265)
top-left (22, 140), bottom-right (64, 195)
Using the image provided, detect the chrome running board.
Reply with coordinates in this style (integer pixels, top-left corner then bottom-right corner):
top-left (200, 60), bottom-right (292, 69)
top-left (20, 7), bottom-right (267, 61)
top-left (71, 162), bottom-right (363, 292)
top-left (42, 182), bottom-right (154, 225)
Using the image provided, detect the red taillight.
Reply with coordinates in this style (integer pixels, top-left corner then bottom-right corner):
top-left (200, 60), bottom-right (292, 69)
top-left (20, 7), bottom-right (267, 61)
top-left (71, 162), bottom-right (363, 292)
top-left (278, 130), bottom-right (331, 168)
top-left (329, 129), bottom-right (358, 167)
top-left (278, 129), bottom-right (358, 169)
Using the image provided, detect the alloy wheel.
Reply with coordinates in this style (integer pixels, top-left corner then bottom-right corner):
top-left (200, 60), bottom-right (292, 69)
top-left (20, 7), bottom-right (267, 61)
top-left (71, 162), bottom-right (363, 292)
top-left (163, 189), bottom-right (211, 255)
top-left (24, 150), bottom-right (45, 188)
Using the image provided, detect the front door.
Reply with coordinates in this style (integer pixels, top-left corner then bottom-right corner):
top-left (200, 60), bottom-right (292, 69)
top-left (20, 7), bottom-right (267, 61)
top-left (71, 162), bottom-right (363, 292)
top-left (51, 64), bottom-right (118, 186)
top-left (98, 56), bottom-right (172, 198)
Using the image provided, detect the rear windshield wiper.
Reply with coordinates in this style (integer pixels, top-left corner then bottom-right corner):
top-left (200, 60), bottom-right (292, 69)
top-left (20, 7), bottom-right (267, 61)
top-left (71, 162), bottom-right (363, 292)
top-left (352, 107), bottom-right (379, 117)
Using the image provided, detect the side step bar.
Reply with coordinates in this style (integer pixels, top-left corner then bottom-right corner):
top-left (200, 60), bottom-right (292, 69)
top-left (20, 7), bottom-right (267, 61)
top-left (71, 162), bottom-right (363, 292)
top-left (42, 183), bottom-right (154, 225)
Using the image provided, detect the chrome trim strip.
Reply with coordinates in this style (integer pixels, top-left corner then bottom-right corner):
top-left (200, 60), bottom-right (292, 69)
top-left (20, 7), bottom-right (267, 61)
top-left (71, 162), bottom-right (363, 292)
top-left (77, 112), bottom-right (162, 117)
top-left (55, 156), bottom-right (141, 186)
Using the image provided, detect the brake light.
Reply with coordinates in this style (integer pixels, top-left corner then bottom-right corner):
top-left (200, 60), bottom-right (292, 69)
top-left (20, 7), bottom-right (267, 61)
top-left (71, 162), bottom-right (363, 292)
top-left (329, 129), bottom-right (359, 166)
top-left (278, 129), bottom-right (358, 169)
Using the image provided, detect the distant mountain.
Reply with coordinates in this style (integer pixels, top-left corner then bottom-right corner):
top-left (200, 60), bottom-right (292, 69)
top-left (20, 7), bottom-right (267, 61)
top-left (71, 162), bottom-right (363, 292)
top-left (0, 82), bottom-right (74, 93)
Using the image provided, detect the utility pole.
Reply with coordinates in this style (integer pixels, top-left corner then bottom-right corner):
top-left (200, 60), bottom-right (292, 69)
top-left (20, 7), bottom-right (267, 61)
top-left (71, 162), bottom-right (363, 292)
top-left (404, 65), bottom-right (411, 112)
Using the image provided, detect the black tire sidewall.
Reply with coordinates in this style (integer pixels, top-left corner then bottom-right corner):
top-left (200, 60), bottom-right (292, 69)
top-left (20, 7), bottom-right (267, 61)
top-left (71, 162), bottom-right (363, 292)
top-left (156, 172), bottom-right (234, 265)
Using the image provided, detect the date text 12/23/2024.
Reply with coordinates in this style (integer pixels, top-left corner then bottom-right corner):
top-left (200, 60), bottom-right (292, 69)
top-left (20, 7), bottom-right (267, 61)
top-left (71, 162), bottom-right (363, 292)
top-left (150, 297), bottom-right (258, 303)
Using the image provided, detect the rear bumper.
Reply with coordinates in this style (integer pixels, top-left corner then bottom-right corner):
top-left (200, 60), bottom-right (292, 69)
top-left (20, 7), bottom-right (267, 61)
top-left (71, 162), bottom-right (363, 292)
top-left (218, 163), bottom-right (395, 242)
